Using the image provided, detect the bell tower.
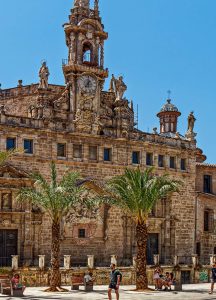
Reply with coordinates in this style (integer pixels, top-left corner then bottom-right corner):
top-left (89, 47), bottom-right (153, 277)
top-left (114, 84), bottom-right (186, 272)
top-left (62, 0), bottom-right (108, 133)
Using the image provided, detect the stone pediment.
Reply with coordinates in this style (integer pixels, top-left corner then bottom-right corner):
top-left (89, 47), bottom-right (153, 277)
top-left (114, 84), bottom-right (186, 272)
top-left (0, 164), bottom-right (29, 179)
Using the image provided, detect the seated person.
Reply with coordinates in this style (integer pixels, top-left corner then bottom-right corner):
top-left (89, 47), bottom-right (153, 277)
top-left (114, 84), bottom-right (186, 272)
top-left (11, 274), bottom-right (26, 292)
top-left (162, 272), bottom-right (171, 291)
top-left (153, 267), bottom-right (163, 290)
top-left (84, 272), bottom-right (93, 285)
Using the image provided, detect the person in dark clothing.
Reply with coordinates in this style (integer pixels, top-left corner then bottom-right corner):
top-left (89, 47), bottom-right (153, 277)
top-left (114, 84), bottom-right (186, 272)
top-left (108, 264), bottom-right (121, 300)
top-left (209, 262), bottom-right (216, 294)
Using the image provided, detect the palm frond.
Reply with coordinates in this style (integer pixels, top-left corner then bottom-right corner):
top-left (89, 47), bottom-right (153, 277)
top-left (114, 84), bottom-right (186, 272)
top-left (107, 168), bottom-right (182, 223)
top-left (0, 148), bottom-right (23, 166)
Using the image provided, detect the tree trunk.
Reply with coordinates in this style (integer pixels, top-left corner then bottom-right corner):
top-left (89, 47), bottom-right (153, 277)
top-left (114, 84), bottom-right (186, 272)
top-left (135, 221), bottom-right (148, 290)
top-left (49, 221), bottom-right (61, 291)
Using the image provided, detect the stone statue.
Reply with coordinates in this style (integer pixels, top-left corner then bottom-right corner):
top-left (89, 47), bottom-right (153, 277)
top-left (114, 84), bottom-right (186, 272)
top-left (111, 74), bottom-right (127, 100)
top-left (187, 111), bottom-right (196, 132)
top-left (38, 62), bottom-right (50, 89)
top-left (74, 0), bottom-right (89, 7)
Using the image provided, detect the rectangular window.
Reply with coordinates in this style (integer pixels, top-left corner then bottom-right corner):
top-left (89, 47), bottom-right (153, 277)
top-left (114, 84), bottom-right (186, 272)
top-left (1, 193), bottom-right (12, 211)
top-left (146, 153), bottom-right (153, 166)
top-left (181, 159), bottom-right (186, 171)
top-left (158, 155), bottom-right (164, 168)
top-left (104, 148), bottom-right (112, 162)
top-left (170, 157), bottom-right (175, 169)
top-left (73, 145), bottom-right (82, 159)
top-left (132, 151), bottom-right (140, 164)
top-left (204, 210), bottom-right (209, 231)
top-left (78, 229), bottom-right (86, 238)
top-left (6, 138), bottom-right (16, 151)
top-left (57, 143), bottom-right (66, 157)
top-left (204, 175), bottom-right (212, 194)
top-left (24, 139), bottom-right (33, 154)
top-left (89, 146), bottom-right (98, 161)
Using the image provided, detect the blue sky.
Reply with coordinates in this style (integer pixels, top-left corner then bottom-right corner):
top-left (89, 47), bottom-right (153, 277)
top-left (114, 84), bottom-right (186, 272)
top-left (0, 0), bottom-right (215, 162)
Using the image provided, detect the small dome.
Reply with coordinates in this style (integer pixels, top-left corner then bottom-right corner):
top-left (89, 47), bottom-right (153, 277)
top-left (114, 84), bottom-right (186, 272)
top-left (160, 99), bottom-right (179, 113)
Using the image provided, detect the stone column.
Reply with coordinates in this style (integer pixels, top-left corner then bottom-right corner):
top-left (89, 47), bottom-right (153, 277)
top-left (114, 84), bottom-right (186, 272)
top-left (38, 255), bottom-right (45, 270)
top-left (153, 254), bottom-right (160, 266)
top-left (64, 255), bottom-right (71, 270)
top-left (210, 255), bottom-right (216, 266)
top-left (11, 255), bottom-right (19, 270)
top-left (192, 254), bottom-right (198, 267)
top-left (173, 255), bottom-right (179, 266)
top-left (87, 255), bottom-right (94, 269)
top-left (111, 255), bottom-right (117, 266)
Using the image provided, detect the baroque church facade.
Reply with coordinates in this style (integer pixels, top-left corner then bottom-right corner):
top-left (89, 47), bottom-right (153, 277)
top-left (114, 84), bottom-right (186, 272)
top-left (0, 0), bottom-right (216, 267)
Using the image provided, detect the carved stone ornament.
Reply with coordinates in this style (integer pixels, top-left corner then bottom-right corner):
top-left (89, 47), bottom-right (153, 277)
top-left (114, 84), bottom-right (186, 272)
top-left (2, 219), bottom-right (11, 226)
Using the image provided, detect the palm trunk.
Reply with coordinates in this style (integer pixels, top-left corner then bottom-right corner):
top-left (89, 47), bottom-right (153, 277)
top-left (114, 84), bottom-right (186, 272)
top-left (50, 220), bottom-right (61, 291)
top-left (135, 221), bottom-right (148, 290)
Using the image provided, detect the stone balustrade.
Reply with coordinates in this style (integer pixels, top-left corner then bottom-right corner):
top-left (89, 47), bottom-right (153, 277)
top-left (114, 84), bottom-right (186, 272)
top-left (8, 254), bottom-right (216, 271)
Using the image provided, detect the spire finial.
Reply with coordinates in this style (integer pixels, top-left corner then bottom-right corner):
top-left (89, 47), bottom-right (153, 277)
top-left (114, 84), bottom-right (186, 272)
top-left (94, 0), bottom-right (99, 11)
top-left (167, 90), bottom-right (171, 99)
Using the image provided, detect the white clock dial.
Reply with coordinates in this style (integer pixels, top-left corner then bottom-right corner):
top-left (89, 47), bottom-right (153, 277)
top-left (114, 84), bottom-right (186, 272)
top-left (78, 75), bottom-right (97, 94)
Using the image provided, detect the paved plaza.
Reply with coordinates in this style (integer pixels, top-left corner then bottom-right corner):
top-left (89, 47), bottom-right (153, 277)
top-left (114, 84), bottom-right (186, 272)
top-left (1, 284), bottom-right (216, 300)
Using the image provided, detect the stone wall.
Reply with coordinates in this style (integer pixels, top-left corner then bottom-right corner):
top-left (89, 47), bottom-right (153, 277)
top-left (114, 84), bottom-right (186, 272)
top-left (196, 164), bottom-right (216, 263)
top-left (0, 121), bottom-right (198, 266)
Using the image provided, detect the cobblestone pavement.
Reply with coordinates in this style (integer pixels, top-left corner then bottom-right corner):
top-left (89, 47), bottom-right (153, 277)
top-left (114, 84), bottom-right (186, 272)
top-left (1, 284), bottom-right (216, 300)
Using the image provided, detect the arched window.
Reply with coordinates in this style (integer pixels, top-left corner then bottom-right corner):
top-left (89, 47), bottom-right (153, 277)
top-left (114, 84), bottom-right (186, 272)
top-left (82, 43), bottom-right (93, 64)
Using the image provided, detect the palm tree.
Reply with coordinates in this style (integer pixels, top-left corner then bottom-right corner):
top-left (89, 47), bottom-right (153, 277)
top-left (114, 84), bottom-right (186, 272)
top-left (18, 162), bottom-right (91, 292)
top-left (108, 167), bottom-right (181, 291)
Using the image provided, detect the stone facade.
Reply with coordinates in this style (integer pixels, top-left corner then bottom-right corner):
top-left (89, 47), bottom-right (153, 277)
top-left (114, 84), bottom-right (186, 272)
top-left (0, 0), bottom-right (214, 268)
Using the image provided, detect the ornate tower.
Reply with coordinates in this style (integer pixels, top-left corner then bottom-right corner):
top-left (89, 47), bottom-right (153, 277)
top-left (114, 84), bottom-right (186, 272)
top-left (62, 0), bottom-right (108, 133)
top-left (157, 98), bottom-right (181, 135)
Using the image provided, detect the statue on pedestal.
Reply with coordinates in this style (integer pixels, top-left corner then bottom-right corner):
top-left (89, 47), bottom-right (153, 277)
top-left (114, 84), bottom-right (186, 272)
top-left (187, 111), bottom-right (196, 133)
top-left (38, 62), bottom-right (50, 89)
top-left (110, 74), bottom-right (127, 100)
top-left (185, 111), bottom-right (197, 141)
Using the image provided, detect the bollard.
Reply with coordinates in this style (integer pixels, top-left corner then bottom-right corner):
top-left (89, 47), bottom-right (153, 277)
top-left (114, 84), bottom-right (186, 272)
top-left (153, 254), bottom-right (160, 265)
top-left (11, 255), bottom-right (19, 270)
top-left (64, 255), bottom-right (71, 270)
top-left (111, 255), bottom-right (117, 266)
top-left (87, 255), bottom-right (94, 269)
top-left (133, 256), bottom-right (137, 268)
top-left (192, 254), bottom-right (198, 267)
top-left (174, 255), bottom-right (179, 266)
top-left (38, 255), bottom-right (45, 270)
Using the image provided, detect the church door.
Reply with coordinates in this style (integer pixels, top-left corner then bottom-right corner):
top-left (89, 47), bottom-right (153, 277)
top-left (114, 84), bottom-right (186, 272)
top-left (147, 233), bottom-right (159, 265)
top-left (0, 230), bottom-right (18, 266)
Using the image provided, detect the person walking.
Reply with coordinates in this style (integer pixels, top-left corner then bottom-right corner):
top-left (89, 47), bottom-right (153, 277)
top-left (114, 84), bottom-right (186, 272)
top-left (108, 264), bottom-right (122, 300)
top-left (209, 262), bottom-right (216, 294)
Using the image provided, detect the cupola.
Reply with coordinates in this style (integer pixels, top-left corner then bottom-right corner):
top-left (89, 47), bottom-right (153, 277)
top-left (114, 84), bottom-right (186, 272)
top-left (157, 99), bottom-right (181, 134)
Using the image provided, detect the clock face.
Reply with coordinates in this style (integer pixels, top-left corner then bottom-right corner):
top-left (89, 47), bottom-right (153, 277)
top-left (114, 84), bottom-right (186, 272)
top-left (78, 75), bottom-right (97, 94)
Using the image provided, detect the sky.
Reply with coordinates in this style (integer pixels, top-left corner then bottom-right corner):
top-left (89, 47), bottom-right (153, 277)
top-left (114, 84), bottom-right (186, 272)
top-left (0, 0), bottom-right (215, 162)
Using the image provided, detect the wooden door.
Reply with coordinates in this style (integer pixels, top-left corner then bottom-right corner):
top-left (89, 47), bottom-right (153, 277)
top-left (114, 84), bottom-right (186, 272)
top-left (0, 230), bottom-right (18, 266)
